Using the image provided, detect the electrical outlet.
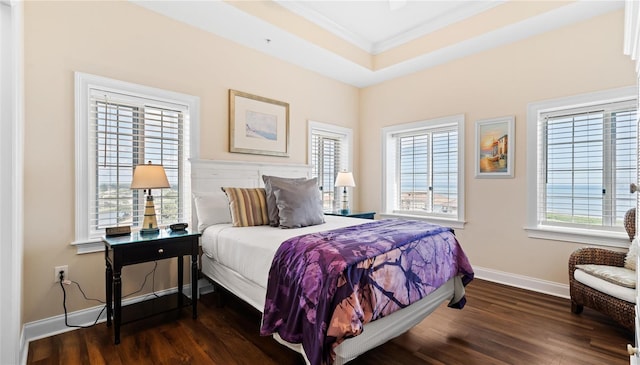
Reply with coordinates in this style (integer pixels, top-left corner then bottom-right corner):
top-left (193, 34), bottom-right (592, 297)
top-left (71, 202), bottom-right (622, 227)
top-left (54, 265), bottom-right (68, 283)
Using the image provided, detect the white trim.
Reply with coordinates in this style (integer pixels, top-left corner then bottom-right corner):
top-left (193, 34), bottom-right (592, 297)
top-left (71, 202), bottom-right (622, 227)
top-left (526, 86), bottom-right (637, 246)
top-left (381, 114), bottom-right (465, 223)
top-left (70, 239), bottom-right (104, 254)
top-left (274, 0), bottom-right (505, 55)
top-left (473, 266), bottom-right (569, 299)
top-left (22, 286), bottom-right (188, 344)
top-left (624, 0), bottom-right (640, 72)
top-left (525, 226), bottom-right (630, 248)
top-left (0, 1), bottom-right (23, 364)
top-left (21, 266), bottom-right (570, 349)
top-left (307, 120), bottom-right (354, 172)
top-left (133, 0), bottom-right (623, 87)
top-left (307, 121), bottom-right (354, 211)
top-left (74, 72), bottom-right (200, 254)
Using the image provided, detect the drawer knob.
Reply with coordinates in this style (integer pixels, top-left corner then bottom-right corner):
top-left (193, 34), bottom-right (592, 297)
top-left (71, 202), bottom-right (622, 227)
top-left (158, 248), bottom-right (164, 253)
top-left (628, 344), bottom-right (637, 356)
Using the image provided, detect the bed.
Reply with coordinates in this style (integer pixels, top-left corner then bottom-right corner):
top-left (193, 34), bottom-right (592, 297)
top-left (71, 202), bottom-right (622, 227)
top-left (191, 159), bottom-right (473, 365)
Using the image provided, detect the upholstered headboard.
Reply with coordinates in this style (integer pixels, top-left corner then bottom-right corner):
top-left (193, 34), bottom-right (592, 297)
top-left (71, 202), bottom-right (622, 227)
top-left (189, 159), bottom-right (312, 228)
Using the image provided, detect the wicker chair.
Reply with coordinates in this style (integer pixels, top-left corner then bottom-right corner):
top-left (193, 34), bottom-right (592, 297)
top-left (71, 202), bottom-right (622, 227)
top-left (568, 208), bottom-right (635, 331)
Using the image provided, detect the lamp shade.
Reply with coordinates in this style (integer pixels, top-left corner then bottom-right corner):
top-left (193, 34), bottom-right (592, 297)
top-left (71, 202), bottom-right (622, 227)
top-left (334, 171), bottom-right (356, 187)
top-left (131, 163), bottom-right (170, 189)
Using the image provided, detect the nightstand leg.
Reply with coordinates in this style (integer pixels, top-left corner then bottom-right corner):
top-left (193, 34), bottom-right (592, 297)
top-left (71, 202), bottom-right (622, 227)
top-left (191, 252), bottom-right (198, 318)
top-left (105, 261), bottom-right (113, 327)
top-left (113, 269), bottom-right (122, 344)
top-left (177, 256), bottom-right (184, 308)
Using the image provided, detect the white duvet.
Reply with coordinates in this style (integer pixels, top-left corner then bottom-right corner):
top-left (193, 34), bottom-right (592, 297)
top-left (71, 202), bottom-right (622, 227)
top-left (200, 215), bottom-right (368, 289)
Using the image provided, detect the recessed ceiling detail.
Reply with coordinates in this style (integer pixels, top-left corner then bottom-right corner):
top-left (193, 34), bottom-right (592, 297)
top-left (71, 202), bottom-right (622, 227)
top-left (274, 0), bottom-right (505, 54)
top-left (132, 0), bottom-right (624, 88)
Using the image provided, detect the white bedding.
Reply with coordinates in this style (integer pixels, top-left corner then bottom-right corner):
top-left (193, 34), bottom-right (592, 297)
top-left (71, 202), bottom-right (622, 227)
top-left (201, 215), bottom-right (367, 291)
top-left (200, 215), bottom-right (464, 365)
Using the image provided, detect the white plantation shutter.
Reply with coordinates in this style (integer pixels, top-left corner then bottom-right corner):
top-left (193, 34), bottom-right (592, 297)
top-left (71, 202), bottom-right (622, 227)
top-left (538, 100), bottom-right (637, 231)
top-left (311, 132), bottom-right (342, 211)
top-left (395, 125), bottom-right (458, 216)
top-left (75, 72), bottom-right (197, 252)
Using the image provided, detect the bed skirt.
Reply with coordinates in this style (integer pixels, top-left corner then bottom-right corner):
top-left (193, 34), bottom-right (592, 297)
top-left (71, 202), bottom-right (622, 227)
top-left (201, 256), bottom-right (464, 365)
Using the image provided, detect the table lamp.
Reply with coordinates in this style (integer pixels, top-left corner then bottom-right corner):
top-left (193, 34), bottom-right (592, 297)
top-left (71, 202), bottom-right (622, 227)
top-left (335, 171), bottom-right (356, 215)
top-left (131, 161), bottom-right (170, 234)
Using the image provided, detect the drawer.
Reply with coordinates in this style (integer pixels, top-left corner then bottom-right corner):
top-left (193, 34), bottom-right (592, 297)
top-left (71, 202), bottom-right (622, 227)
top-left (117, 239), bottom-right (193, 266)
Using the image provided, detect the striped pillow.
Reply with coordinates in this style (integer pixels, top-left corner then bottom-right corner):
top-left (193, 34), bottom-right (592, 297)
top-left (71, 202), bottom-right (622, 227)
top-left (221, 187), bottom-right (269, 227)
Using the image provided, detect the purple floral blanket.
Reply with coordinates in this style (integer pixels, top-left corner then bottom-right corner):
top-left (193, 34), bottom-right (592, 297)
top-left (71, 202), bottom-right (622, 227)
top-left (260, 219), bottom-right (474, 365)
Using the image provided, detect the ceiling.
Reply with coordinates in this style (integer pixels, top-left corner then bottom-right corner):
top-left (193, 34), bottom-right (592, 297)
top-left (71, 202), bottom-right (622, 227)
top-left (133, 0), bottom-right (625, 88)
top-left (274, 0), bottom-right (504, 54)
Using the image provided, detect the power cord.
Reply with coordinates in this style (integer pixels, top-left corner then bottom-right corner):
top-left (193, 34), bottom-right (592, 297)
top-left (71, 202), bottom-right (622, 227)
top-left (123, 261), bottom-right (159, 299)
top-left (59, 262), bottom-right (159, 328)
top-left (59, 271), bottom-right (106, 329)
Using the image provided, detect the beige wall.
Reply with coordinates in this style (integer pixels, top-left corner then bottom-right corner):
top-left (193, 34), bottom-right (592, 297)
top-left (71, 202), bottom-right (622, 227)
top-left (23, 1), bottom-right (359, 323)
top-left (22, 2), bottom-right (635, 326)
top-left (359, 10), bottom-right (636, 285)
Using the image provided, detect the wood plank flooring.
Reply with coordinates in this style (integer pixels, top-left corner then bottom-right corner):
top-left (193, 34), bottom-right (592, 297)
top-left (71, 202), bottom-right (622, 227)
top-left (27, 279), bottom-right (634, 365)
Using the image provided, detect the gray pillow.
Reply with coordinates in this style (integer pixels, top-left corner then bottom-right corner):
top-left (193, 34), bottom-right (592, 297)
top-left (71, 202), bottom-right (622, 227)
top-left (273, 177), bottom-right (325, 228)
top-left (262, 175), bottom-right (307, 227)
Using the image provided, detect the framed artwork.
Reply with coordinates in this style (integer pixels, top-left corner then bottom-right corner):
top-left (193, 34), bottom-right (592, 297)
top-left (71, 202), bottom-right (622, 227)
top-left (475, 116), bottom-right (515, 178)
top-left (229, 89), bottom-right (290, 157)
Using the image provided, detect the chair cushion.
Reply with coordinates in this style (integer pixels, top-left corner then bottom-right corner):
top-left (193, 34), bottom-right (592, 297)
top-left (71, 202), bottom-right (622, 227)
top-left (574, 267), bottom-right (636, 303)
top-left (575, 264), bottom-right (636, 288)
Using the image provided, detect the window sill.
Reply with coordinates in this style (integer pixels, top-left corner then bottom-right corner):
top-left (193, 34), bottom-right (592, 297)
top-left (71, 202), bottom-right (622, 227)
top-left (524, 225), bottom-right (631, 248)
top-left (71, 238), bottom-right (104, 254)
top-left (378, 213), bottom-right (466, 230)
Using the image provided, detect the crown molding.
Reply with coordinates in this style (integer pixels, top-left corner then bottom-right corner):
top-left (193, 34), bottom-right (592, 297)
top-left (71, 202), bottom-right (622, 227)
top-left (132, 0), bottom-right (624, 88)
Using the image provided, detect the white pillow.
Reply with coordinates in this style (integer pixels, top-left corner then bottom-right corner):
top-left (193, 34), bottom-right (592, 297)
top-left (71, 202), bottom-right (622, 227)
top-left (193, 191), bottom-right (232, 232)
top-left (625, 237), bottom-right (638, 271)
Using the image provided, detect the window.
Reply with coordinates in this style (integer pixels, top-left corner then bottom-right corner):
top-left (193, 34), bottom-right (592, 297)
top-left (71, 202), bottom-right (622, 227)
top-left (308, 121), bottom-right (352, 211)
top-left (526, 87), bottom-right (637, 247)
top-left (382, 115), bottom-right (465, 227)
top-left (75, 73), bottom-right (199, 253)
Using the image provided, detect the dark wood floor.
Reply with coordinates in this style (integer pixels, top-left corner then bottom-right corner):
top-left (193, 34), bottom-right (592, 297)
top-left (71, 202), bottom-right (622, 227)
top-left (27, 279), bottom-right (634, 365)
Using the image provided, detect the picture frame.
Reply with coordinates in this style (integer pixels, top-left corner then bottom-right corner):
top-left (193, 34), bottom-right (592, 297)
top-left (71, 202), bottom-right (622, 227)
top-left (475, 116), bottom-right (515, 178)
top-left (229, 89), bottom-right (290, 157)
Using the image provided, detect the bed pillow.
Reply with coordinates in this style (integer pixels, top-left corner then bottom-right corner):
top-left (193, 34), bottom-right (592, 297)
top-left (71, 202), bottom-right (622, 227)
top-left (221, 187), bottom-right (269, 227)
top-left (192, 191), bottom-right (232, 232)
top-left (262, 175), bottom-right (307, 226)
top-left (272, 177), bottom-right (325, 228)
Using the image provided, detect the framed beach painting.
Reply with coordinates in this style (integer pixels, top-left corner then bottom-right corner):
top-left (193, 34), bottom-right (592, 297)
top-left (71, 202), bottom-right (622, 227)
top-left (229, 90), bottom-right (290, 157)
top-left (475, 116), bottom-right (515, 178)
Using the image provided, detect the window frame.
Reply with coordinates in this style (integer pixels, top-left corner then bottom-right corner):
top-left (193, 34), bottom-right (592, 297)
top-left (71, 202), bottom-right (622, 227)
top-left (74, 72), bottom-right (199, 254)
top-left (381, 114), bottom-right (465, 229)
top-left (526, 86), bottom-right (636, 248)
top-left (307, 121), bottom-right (353, 212)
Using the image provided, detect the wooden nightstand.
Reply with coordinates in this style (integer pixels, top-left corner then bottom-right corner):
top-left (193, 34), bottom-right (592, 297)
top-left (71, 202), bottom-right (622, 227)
top-left (103, 229), bottom-right (201, 344)
top-left (325, 211), bottom-right (376, 220)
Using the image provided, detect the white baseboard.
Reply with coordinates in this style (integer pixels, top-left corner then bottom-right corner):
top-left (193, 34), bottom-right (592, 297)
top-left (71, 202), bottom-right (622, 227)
top-left (19, 268), bottom-right (566, 364)
top-left (19, 279), bottom-right (212, 364)
top-left (473, 265), bottom-right (570, 299)
top-left (22, 286), bottom-right (180, 345)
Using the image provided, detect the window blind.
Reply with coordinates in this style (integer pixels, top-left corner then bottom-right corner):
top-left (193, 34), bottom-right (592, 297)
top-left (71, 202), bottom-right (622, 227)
top-left (538, 100), bottom-right (637, 230)
top-left (311, 132), bottom-right (343, 211)
top-left (89, 90), bottom-right (187, 235)
top-left (396, 126), bottom-right (458, 216)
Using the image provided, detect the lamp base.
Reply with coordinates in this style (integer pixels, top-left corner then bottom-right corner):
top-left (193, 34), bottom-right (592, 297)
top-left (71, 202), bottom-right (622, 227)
top-left (140, 194), bottom-right (160, 234)
top-left (140, 227), bottom-right (160, 235)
